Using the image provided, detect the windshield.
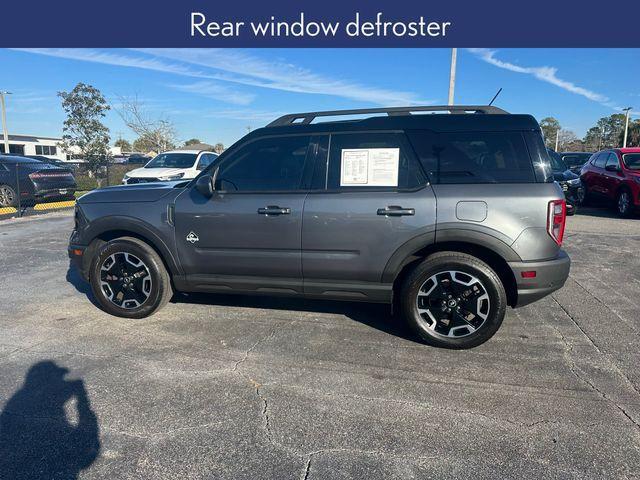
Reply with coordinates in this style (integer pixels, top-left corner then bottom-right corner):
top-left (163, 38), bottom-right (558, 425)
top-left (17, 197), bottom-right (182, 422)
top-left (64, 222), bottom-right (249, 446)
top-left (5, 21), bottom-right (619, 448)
top-left (145, 153), bottom-right (197, 169)
top-left (623, 153), bottom-right (640, 170)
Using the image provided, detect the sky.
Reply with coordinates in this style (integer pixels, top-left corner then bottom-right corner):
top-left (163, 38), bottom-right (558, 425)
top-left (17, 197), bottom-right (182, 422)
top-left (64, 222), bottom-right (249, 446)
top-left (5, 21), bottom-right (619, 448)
top-left (1, 48), bottom-right (638, 148)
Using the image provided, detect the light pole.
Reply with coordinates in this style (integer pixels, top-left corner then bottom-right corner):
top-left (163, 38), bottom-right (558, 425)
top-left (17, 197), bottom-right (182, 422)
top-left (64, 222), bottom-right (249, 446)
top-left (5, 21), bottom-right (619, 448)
top-left (622, 107), bottom-right (632, 148)
top-left (448, 48), bottom-right (457, 106)
top-left (0, 91), bottom-right (11, 155)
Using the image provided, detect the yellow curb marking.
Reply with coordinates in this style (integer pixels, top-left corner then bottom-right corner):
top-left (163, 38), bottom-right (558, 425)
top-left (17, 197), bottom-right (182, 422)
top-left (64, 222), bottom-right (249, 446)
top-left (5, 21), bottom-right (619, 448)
top-left (34, 200), bottom-right (76, 211)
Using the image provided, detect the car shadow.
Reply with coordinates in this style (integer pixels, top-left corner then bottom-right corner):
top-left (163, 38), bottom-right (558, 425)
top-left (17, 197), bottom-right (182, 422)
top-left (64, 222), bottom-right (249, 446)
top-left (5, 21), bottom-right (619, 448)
top-left (574, 205), bottom-right (636, 219)
top-left (65, 261), bottom-right (100, 308)
top-left (172, 292), bottom-right (419, 343)
top-left (66, 260), bottom-right (418, 343)
top-left (0, 360), bottom-right (101, 479)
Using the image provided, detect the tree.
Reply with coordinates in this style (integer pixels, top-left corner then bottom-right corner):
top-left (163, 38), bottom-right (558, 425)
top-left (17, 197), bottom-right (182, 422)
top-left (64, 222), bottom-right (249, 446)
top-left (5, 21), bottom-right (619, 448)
top-left (213, 143), bottom-right (225, 154)
top-left (117, 96), bottom-right (176, 153)
top-left (58, 83), bottom-right (111, 184)
top-left (583, 113), bottom-right (627, 150)
top-left (132, 135), bottom-right (161, 154)
top-left (583, 126), bottom-right (602, 151)
top-left (114, 138), bottom-right (132, 151)
top-left (539, 117), bottom-right (561, 149)
top-left (183, 138), bottom-right (202, 147)
top-left (557, 129), bottom-right (579, 151)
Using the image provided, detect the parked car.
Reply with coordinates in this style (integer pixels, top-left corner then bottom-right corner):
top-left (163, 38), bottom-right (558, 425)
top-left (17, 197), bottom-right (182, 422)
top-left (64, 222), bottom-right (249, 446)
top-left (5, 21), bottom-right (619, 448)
top-left (0, 155), bottom-right (77, 207)
top-left (559, 152), bottom-right (593, 174)
top-left (122, 150), bottom-right (218, 184)
top-left (547, 149), bottom-right (584, 214)
top-left (69, 105), bottom-right (570, 349)
top-left (580, 147), bottom-right (640, 217)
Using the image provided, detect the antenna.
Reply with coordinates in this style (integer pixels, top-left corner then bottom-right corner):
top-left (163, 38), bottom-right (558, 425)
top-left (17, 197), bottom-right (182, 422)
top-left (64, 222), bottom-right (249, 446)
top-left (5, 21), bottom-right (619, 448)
top-left (488, 88), bottom-right (503, 106)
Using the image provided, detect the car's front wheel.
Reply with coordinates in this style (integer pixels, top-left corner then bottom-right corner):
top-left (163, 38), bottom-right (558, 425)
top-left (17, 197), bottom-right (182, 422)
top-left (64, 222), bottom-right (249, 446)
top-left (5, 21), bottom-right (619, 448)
top-left (89, 237), bottom-right (173, 318)
top-left (400, 252), bottom-right (507, 349)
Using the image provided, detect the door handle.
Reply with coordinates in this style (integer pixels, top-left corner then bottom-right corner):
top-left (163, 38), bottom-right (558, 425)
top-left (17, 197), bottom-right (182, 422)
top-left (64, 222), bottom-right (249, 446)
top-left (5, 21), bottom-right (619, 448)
top-left (257, 206), bottom-right (291, 215)
top-left (377, 206), bottom-right (415, 216)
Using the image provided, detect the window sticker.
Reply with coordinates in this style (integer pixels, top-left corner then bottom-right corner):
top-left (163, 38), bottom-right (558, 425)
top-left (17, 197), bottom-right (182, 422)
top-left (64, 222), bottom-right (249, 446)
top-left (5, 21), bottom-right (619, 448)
top-left (340, 148), bottom-right (399, 186)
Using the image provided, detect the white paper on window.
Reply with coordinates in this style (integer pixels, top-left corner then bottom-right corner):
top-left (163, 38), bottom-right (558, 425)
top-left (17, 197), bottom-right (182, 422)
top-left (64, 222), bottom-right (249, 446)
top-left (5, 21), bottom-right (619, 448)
top-left (340, 148), bottom-right (399, 186)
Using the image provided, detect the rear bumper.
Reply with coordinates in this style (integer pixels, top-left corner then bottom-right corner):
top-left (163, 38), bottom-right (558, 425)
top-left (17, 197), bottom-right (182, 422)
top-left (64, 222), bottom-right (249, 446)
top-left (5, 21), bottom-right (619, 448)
top-left (509, 250), bottom-right (570, 307)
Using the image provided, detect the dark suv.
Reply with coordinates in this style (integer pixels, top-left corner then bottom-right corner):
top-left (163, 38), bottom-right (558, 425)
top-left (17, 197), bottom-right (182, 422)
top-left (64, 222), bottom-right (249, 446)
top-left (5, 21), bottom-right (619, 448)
top-left (69, 106), bottom-right (570, 349)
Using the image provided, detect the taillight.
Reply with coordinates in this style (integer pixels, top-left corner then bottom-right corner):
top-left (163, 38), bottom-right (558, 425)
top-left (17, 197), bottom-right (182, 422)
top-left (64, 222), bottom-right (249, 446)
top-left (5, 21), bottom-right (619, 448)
top-left (547, 199), bottom-right (566, 246)
top-left (28, 172), bottom-right (73, 180)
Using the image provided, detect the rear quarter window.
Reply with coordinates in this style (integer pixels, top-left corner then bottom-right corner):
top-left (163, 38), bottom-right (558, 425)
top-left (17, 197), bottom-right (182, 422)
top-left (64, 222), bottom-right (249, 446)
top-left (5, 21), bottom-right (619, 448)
top-left (407, 130), bottom-right (536, 184)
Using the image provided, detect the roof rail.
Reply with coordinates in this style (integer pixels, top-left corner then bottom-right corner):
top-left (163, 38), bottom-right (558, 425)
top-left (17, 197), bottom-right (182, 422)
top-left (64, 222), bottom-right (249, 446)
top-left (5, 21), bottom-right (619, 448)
top-left (266, 105), bottom-right (509, 127)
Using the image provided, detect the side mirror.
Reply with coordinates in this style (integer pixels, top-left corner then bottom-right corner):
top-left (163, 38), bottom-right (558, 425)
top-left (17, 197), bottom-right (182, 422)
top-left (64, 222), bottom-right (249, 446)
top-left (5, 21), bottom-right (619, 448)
top-left (195, 174), bottom-right (214, 198)
top-left (195, 167), bottom-right (220, 198)
top-left (605, 164), bottom-right (620, 172)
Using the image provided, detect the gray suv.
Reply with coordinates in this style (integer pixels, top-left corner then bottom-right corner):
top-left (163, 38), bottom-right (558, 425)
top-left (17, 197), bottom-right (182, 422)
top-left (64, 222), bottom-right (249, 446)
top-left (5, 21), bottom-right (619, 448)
top-left (69, 106), bottom-right (570, 348)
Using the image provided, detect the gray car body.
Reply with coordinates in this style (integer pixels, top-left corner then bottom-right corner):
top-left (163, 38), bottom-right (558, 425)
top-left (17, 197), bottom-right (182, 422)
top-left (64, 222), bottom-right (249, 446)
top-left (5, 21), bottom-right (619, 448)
top-left (70, 113), bottom-right (570, 308)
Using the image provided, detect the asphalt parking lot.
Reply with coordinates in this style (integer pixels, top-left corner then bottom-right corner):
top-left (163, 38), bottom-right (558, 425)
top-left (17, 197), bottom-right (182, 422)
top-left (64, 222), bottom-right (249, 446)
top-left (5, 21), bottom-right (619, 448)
top-left (0, 208), bottom-right (639, 479)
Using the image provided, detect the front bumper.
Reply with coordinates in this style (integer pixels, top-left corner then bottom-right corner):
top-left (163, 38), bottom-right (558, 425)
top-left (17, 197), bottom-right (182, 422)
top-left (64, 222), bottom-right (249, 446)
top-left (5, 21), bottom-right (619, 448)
top-left (509, 250), bottom-right (570, 307)
top-left (559, 181), bottom-right (584, 205)
top-left (68, 243), bottom-right (89, 281)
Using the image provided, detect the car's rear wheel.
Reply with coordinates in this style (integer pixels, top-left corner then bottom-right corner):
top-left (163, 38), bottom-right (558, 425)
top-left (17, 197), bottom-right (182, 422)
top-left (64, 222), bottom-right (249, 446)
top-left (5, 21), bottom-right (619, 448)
top-left (0, 185), bottom-right (17, 208)
top-left (400, 252), bottom-right (507, 349)
top-left (89, 237), bottom-right (172, 318)
top-left (616, 189), bottom-right (633, 217)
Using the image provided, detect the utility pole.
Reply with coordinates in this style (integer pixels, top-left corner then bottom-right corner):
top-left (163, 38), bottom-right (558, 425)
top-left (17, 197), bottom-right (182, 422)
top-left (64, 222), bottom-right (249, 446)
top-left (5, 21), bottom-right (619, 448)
top-left (622, 107), bottom-right (632, 148)
top-left (448, 48), bottom-right (457, 106)
top-left (0, 91), bottom-right (11, 155)
top-left (555, 129), bottom-right (560, 151)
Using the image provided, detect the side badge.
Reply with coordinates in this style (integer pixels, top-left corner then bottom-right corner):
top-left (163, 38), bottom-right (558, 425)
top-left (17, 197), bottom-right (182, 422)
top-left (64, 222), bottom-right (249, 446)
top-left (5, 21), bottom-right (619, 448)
top-left (186, 231), bottom-right (199, 244)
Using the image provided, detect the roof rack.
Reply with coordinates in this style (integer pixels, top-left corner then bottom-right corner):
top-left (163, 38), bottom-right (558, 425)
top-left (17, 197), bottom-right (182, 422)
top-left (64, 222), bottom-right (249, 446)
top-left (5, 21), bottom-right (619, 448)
top-left (266, 105), bottom-right (508, 127)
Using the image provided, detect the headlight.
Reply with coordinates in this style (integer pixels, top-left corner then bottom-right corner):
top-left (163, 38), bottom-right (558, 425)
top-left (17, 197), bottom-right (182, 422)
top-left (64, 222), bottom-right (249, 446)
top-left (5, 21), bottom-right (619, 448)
top-left (158, 173), bottom-right (185, 181)
top-left (567, 178), bottom-right (581, 186)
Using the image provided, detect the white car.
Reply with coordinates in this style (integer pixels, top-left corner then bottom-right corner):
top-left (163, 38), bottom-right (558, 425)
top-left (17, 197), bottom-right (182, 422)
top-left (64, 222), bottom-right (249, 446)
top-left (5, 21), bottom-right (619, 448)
top-left (122, 150), bottom-right (218, 185)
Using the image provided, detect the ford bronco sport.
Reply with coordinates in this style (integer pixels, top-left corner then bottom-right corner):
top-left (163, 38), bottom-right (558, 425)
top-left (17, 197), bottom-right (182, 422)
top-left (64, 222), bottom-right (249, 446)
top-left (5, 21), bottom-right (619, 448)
top-left (69, 106), bottom-right (570, 348)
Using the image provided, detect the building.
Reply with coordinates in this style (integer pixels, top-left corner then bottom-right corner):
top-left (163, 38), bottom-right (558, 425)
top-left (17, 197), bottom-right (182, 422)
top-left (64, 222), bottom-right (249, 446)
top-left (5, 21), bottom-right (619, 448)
top-left (0, 134), bottom-right (122, 162)
top-left (0, 134), bottom-right (66, 161)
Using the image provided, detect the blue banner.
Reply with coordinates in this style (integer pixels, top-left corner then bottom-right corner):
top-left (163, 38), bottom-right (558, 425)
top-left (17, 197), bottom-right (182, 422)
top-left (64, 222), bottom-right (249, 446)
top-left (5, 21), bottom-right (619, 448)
top-left (1, 0), bottom-right (639, 47)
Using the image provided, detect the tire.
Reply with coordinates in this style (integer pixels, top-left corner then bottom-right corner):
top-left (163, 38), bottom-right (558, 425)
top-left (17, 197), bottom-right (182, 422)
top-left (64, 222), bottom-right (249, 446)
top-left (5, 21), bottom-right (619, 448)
top-left (399, 252), bottom-right (507, 349)
top-left (575, 187), bottom-right (586, 206)
top-left (616, 189), bottom-right (633, 218)
top-left (0, 185), bottom-right (17, 208)
top-left (89, 237), bottom-right (173, 318)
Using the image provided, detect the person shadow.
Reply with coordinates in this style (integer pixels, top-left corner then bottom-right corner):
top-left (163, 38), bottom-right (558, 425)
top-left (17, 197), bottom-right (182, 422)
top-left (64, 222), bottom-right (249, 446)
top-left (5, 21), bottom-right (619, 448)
top-left (0, 361), bottom-right (101, 480)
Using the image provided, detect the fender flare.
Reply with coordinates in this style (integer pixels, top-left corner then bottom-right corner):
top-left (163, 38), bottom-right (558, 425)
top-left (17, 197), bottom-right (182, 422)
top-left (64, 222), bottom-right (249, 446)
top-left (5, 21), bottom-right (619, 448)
top-left (381, 226), bottom-right (521, 283)
top-left (83, 216), bottom-right (182, 275)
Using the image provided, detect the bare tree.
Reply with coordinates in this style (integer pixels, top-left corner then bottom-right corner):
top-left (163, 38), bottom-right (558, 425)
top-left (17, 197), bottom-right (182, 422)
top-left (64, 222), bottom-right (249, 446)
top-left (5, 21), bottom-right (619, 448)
top-left (117, 96), bottom-right (176, 153)
top-left (557, 129), bottom-right (578, 151)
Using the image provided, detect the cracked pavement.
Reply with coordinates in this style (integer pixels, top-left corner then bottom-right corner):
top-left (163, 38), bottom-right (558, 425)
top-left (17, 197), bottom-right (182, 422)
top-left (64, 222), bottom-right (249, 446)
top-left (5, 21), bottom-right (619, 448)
top-left (0, 208), bottom-right (639, 479)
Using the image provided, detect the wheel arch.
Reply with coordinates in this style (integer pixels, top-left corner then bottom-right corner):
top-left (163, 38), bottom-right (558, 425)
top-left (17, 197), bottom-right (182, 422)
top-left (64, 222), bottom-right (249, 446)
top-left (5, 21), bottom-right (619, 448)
top-left (82, 217), bottom-right (181, 277)
top-left (386, 235), bottom-right (519, 308)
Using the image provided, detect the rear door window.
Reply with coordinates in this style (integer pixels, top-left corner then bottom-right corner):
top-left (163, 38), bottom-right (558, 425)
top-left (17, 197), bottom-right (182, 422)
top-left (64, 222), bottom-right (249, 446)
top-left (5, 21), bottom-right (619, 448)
top-left (326, 132), bottom-right (426, 190)
top-left (593, 152), bottom-right (607, 168)
top-left (407, 130), bottom-right (535, 184)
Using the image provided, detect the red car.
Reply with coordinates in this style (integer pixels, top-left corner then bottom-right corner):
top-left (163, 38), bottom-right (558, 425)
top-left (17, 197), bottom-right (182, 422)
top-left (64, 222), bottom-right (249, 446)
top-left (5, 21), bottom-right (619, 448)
top-left (580, 148), bottom-right (640, 217)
